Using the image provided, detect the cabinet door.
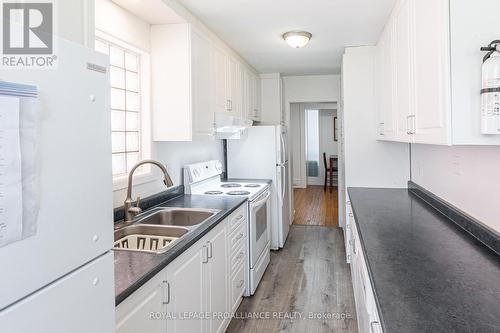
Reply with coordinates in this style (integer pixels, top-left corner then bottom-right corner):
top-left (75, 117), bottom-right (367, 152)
top-left (242, 69), bottom-right (252, 119)
top-left (166, 244), bottom-right (207, 333)
top-left (206, 224), bottom-right (229, 333)
top-left (393, 0), bottom-right (414, 142)
top-left (233, 61), bottom-right (243, 117)
top-left (215, 47), bottom-right (229, 115)
top-left (412, 0), bottom-right (451, 145)
top-left (116, 269), bottom-right (167, 333)
top-left (192, 30), bottom-right (216, 139)
top-left (254, 74), bottom-right (262, 121)
top-left (377, 19), bottom-right (397, 141)
top-left (226, 56), bottom-right (237, 115)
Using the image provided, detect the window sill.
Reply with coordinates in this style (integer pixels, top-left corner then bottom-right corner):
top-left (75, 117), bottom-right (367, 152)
top-left (113, 172), bottom-right (158, 191)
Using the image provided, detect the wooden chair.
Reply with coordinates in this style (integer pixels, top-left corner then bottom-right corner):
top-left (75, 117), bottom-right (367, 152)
top-left (323, 152), bottom-right (332, 192)
top-left (323, 152), bottom-right (339, 192)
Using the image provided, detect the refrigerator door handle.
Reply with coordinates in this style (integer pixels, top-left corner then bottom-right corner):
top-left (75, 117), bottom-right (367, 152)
top-left (280, 133), bottom-right (286, 164)
top-left (279, 165), bottom-right (286, 202)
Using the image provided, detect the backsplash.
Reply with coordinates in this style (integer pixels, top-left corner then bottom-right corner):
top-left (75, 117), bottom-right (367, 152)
top-left (112, 140), bottom-right (223, 208)
top-left (411, 144), bottom-right (500, 233)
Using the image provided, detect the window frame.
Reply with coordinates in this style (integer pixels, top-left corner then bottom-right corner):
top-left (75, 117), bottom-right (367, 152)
top-left (95, 29), bottom-right (155, 190)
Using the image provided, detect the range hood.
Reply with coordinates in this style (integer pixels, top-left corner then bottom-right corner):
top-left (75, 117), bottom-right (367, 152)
top-left (214, 113), bottom-right (253, 139)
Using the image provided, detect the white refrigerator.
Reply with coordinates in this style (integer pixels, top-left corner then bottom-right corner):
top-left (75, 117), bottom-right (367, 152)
top-left (227, 125), bottom-right (291, 249)
top-left (0, 38), bottom-right (115, 332)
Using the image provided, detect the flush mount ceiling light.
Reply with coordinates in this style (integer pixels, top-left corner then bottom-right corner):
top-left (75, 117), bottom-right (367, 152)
top-left (282, 31), bottom-right (312, 48)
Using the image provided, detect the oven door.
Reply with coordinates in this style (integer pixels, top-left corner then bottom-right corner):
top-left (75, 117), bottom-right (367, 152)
top-left (249, 189), bottom-right (271, 267)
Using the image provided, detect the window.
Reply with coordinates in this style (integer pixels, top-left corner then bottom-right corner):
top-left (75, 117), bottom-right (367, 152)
top-left (94, 32), bottom-right (151, 182)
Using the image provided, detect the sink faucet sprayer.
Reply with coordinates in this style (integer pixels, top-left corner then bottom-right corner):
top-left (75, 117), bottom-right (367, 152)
top-left (124, 160), bottom-right (174, 223)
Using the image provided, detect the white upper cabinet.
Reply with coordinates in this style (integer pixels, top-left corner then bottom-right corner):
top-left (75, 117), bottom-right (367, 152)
top-left (412, 0), bottom-right (451, 145)
top-left (152, 23), bottom-right (260, 141)
top-left (376, 17), bottom-right (396, 140)
top-left (376, 0), bottom-right (500, 145)
top-left (393, 0), bottom-right (414, 143)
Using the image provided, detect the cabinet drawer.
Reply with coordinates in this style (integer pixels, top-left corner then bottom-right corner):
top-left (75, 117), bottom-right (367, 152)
top-left (230, 222), bottom-right (246, 251)
top-left (230, 264), bottom-right (245, 312)
top-left (229, 206), bottom-right (246, 232)
top-left (230, 243), bottom-right (246, 274)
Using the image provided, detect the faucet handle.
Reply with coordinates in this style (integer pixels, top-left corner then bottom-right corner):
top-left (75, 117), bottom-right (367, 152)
top-left (135, 197), bottom-right (141, 208)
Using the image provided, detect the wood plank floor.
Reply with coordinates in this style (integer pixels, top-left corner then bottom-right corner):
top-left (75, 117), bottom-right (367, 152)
top-left (226, 226), bottom-right (358, 333)
top-left (293, 186), bottom-right (339, 227)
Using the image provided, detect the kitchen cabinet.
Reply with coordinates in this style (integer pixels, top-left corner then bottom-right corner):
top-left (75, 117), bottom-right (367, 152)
top-left (243, 69), bottom-right (262, 121)
top-left (226, 56), bottom-right (243, 117)
top-left (375, 18), bottom-right (396, 141)
top-left (215, 47), bottom-right (229, 115)
top-left (204, 223), bottom-right (229, 333)
top-left (346, 206), bottom-right (384, 333)
top-left (116, 266), bottom-right (167, 333)
top-left (376, 0), bottom-right (500, 145)
top-left (411, 0), bottom-right (451, 144)
top-left (165, 235), bottom-right (207, 333)
top-left (152, 23), bottom-right (260, 141)
top-left (151, 24), bottom-right (215, 141)
top-left (115, 207), bottom-right (248, 333)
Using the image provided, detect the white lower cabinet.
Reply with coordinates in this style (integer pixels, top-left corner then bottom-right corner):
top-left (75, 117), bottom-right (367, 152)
top-left (116, 268), bottom-right (167, 333)
top-left (205, 223), bottom-right (229, 333)
top-left (165, 240), bottom-right (207, 333)
top-left (116, 205), bottom-right (248, 333)
top-left (346, 205), bottom-right (384, 333)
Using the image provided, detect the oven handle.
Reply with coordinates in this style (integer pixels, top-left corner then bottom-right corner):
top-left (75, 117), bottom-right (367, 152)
top-left (251, 190), bottom-right (271, 210)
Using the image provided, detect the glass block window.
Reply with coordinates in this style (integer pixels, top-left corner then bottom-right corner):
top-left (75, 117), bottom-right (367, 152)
top-left (95, 37), bottom-right (142, 177)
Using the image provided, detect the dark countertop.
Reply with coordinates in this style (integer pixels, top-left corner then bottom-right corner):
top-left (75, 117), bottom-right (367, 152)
top-left (348, 188), bottom-right (500, 333)
top-left (114, 194), bottom-right (247, 306)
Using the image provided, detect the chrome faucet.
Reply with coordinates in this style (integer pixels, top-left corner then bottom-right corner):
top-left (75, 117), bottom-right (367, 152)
top-left (124, 160), bottom-right (174, 224)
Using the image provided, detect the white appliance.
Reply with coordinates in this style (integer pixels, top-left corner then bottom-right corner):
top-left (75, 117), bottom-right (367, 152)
top-left (227, 125), bottom-right (291, 249)
top-left (0, 38), bottom-right (115, 332)
top-left (184, 160), bottom-right (271, 295)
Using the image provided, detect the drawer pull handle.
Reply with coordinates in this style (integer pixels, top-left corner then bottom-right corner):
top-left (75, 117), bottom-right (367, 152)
top-left (207, 241), bottom-right (213, 259)
top-left (370, 321), bottom-right (381, 333)
top-left (236, 251), bottom-right (244, 260)
top-left (237, 280), bottom-right (244, 288)
top-left (235, 214), bottom-right (244, 221)
top-left (236, 233), bottom-right (244, 240)
top-left (162, 280), bottom-right (170, 305)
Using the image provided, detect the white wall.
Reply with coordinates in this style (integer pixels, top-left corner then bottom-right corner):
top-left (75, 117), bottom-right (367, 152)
top-left (319, 109), bottom-right (338, 157)
top-left (95, 0), bottom-right (152, 52)
top-left (290, 104), bottom-right (304, 187)
top-left (411, 144), bottom-right (500, 233)
top-left (342, 47), bottom-right (410, 188)
top-left (57, 0), bottom-right (94, 47)
top-left (282, 74), bottom-right (341, 127)
top-left (112, 141), bottom-right (223, 207)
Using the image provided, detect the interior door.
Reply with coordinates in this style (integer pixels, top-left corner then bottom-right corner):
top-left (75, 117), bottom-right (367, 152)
top-left (305, 109), bottom-right (322, 185)
top-left (281, 162), bottom-right (291, 242)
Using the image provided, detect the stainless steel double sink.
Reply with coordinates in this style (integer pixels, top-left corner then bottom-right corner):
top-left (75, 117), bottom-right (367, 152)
top-left (113, 207), bottom-right (220, 254)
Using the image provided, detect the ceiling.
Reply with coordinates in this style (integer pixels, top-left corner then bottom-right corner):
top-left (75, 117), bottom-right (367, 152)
top-left (177, 0), bottom-right (396, 75)
top-left (111, 0), bottom-right (184, 24)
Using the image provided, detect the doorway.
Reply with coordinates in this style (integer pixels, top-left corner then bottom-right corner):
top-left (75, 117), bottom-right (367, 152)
top-left (290, 102), bottom-right (339, 227)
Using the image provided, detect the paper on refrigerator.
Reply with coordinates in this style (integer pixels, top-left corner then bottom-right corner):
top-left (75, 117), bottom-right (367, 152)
top-left (0, 95), bottom-right (23, 247)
